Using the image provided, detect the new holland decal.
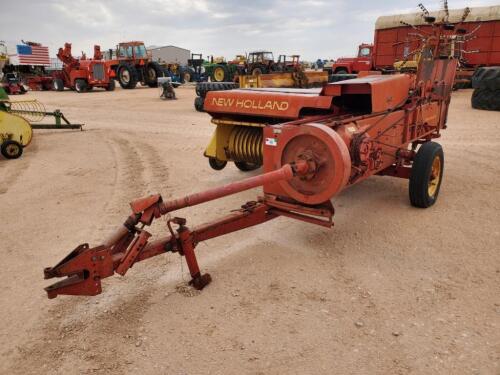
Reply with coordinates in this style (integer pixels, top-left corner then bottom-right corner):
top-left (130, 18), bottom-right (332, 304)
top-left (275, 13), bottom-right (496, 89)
top-left (211, 97), bottom-right (290, 111)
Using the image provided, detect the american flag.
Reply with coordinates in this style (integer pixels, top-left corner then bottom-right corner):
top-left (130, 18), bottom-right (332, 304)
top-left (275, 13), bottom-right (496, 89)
top-left (10, 44), bottom-right (50, 66)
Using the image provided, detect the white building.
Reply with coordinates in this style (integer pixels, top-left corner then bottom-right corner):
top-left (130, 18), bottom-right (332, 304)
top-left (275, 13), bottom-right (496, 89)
top-left (148, 45), bottom-right (191, 65)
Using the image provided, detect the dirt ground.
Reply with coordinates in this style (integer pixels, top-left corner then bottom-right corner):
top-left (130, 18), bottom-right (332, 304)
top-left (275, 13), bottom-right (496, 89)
top-left (0, 85), bottom-right (499, 375)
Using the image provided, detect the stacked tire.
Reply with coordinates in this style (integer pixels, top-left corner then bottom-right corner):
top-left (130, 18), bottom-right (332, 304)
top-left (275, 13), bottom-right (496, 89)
top-left (328, 73), bottom-right (357, 83)
top-left (471, 67), bottom-right (500, 111)
top-left (194, 82), bottom-right (238, 112)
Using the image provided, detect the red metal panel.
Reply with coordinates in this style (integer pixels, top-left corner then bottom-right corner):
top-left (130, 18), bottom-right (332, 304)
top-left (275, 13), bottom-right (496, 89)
top-left (373, 20), bottom-right (500, 69)
top-left (205, 90), bottom-right (333, 119)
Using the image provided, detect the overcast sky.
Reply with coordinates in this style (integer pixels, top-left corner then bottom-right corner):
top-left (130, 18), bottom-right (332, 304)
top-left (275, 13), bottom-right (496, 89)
top-left (1, 0), bottom-right (498, 61)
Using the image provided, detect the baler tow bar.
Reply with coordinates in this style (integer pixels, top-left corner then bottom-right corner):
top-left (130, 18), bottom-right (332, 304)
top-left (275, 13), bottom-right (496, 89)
top-left (44, 160), bottom-right (334, 298)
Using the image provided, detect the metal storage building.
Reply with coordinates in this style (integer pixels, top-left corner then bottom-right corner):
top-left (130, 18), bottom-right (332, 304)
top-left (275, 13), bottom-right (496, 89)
top-left (148, 45), bottom-right (191, 65)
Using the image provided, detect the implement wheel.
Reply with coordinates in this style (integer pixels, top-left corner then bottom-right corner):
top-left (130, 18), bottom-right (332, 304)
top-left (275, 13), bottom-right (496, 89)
top-left (234, 161), bottom-right (260, 172)
top-left (409, 142), bottom-right (444, 208)
top-left (209, 157), bottom-right (227, 170)
top-left (1, 140), bottom-right (23, 159)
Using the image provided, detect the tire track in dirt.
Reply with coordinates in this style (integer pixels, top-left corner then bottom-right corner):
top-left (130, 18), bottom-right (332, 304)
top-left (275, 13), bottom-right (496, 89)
top-left (0, 143), bottom-right (36, 194)
top-left (7, 132), bottom-right (171, 375)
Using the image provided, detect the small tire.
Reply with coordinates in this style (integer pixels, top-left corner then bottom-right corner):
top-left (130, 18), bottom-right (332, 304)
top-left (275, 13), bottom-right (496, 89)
top-left (194, 96), bottom-right (205, 112)
top-left (74, 79), bottom-right (88, 93)
top-left (234, 161), bottom-right (260, 172)
top-left (106, 79), bottom-right (116, 91)
top-left (1, 140), bottom-right (23, 159)
top-left (53, 78), bottom-right (64, 91)
top-left (409, 142), bottom-right (444, 208)
top-left (209, 157), bottom-right (227, 170)
top-left (335, 68), bottom-right (349, 74)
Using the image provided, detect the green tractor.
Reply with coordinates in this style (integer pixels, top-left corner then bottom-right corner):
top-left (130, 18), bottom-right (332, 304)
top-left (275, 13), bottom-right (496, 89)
top-left (204, 55), bottom-right (246, 82)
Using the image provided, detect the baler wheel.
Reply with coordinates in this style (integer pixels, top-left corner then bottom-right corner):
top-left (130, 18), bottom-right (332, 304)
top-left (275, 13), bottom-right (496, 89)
top-left (234, 161), bottom-right (260, 172)
top-left (409, 142), bottom-right (444, 208)
top-left (209, 157), bottom-right (227, 170)
top-left (74, 79), bottom-right (88, 93)
top-left (1, 140), bottom-right (23, 159)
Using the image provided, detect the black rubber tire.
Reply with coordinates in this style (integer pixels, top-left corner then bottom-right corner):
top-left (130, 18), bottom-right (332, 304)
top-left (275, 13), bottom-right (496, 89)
top-left (145, 62), bottom-right (164, 87)
top-left (74, 79), bottom-right (88, 93)
top-left (328, 73), bottom-right (357, 83)
top-left (209, 157), bottom-right (227, 170)
top-left (181, 67), bottom-right (195, 83)
top-left (117, 63), bottom-right (138, 89)
top-left (194, 96), bottom-right (205, 112)
top-left (1, 140), bottom-right (23, 159)
top-left (234, 161), bottom-right (260, 172)
top-left (453, 81), bottom-right (471, 90)
top-left (106, 79), bottom-right (116, 91)
top-left (471, 67), bottom-right (500, 90)
top-left (196, 82), bottom-right (208, 97)
top-left (471, 88), bottom-right (500, 111)
top-left (335, 68), bottom-right (349, 74)
top-left (251, 67), bottom-right (266, 75)
top-left (409, 142), bottom-right (444, 208)
top-left (53, 78), bottom-right (64, 91)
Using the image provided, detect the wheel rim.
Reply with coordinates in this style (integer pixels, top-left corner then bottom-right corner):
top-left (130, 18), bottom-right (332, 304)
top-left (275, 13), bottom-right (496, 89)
top-left (5, 144), bottom-right (20, 157)
top-left (214, 67), bottom-right (224, 81)
top-left (121, 70), bottom-right (130, 84)
top-left (184, 73), bottom-right (191, 82)
top-left (252, 68), bottom-right (262, 75)
top-left (428, 155), bottom-right (441, 197)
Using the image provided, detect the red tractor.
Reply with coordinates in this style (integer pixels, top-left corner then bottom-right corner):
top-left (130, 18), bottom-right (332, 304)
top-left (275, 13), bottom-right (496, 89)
top-left (105, 41), bottom-right (164, 89)
top-left (53, 43), bottom-right (114, 93)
